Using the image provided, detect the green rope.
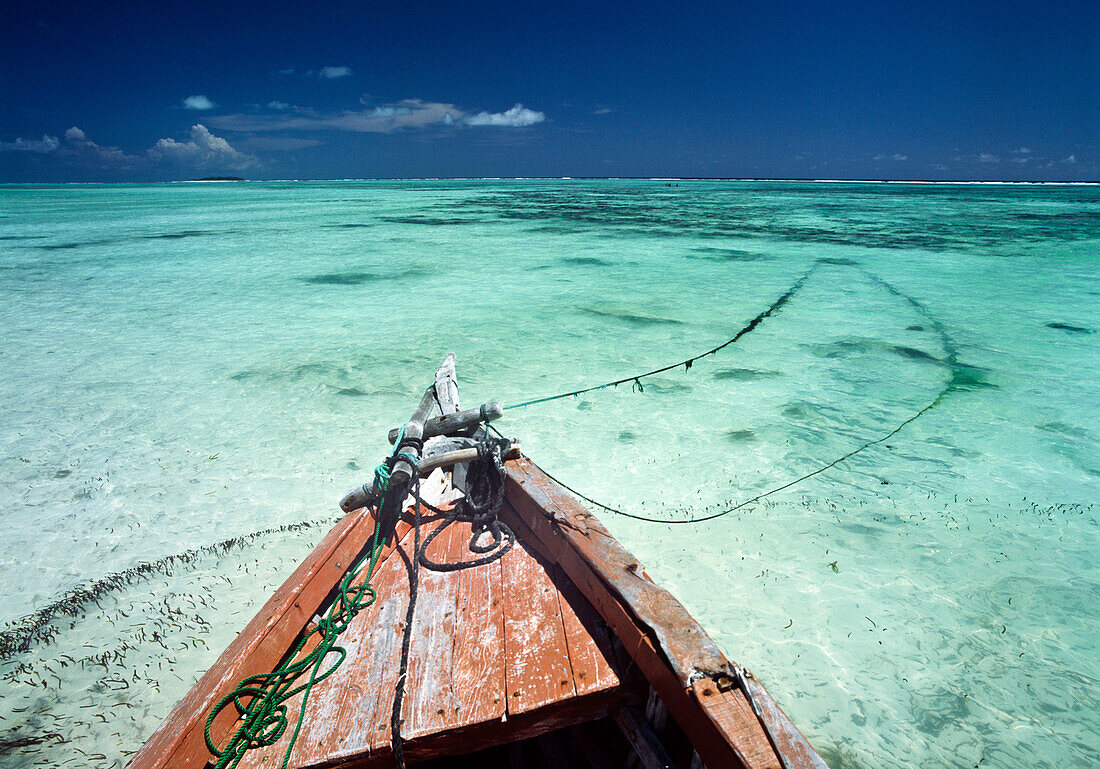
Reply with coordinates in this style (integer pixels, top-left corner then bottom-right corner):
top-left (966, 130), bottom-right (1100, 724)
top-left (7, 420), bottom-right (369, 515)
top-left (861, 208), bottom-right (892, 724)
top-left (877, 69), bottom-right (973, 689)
top-left (204, 427), bottom-right (409, 769)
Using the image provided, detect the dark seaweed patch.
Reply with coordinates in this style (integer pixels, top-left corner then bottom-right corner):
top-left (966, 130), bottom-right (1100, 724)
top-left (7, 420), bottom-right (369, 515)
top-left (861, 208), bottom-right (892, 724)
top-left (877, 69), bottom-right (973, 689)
top-left (303, 271), bottom-right (381, 285)
top-left (302, 267), bottom-right (429, 285)
top-left (804, 338), bottom-right (878, 358)
top-left (526, 223), bottom-right (586, 234)
top-left (40, 239), bottom-right (118, 250)
top-left (578, 305), bottom-right (683, 326)
top-left (947, 363), bottom-right (997, 391)
top-left (0, 735), bottom-right (51, 751)
top-left (914, 690), bottom-right (970, 737)
top-left (1038, 421), bottom-right (1090, 439)
top-left (561, 256), bottom-right (613, 267)
top-left (143, 230), bottom-right (216, 240)
top-left (806, 338), bottom-right (943, 364)
top-left (333, 387), bottom-right (368, 397)
top-left (781, 400), bottom-right (846, 420)
top-left (818, 257), bottom-right (860, 266)
top-left (890, 345), bottom-right (941, 363)
top-left (690, 247), bottom-right (771, 261)
top-left (1046, 322), bottom-right (1092, 334)
top-left (642, 379), bottom-right (693, 394)
top-left (381, 216), bottom-right (473, 226)
top-left (724, 428), bottom-right (756, 442)
top-left (38, 230), bottom-right (218, 250)
top-left (906, 325), bottom-right (926, 332)
top-left (618, 430), bottom-right (638, 443)
top-left (0, 518), bottom-right (330, 659)
top-left (712, 367), bottom-right (781, 382)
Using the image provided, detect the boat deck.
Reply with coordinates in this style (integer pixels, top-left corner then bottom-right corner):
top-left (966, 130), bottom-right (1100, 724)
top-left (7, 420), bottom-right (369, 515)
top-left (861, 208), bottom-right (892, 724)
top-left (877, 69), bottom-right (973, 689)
top-left (130, 354), bottom-right (826, 769)
top-left (238, 501), bottom-right (625, 769)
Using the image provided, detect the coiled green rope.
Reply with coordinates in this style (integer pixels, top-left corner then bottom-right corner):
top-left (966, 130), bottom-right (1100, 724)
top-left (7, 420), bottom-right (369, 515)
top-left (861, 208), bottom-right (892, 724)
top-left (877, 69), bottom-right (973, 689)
top-left (204, 430), bottom-right (408, 769)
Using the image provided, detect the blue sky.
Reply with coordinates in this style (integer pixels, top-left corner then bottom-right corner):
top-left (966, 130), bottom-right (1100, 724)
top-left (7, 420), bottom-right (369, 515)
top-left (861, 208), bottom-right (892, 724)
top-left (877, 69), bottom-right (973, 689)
top-left (1, 0), bottom-right (1096, 181)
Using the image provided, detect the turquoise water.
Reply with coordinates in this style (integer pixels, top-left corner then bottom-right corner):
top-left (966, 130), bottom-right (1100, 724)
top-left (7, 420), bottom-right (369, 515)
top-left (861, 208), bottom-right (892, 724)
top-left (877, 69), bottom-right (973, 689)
top-left (1, 180), bottom-right (1097, 768)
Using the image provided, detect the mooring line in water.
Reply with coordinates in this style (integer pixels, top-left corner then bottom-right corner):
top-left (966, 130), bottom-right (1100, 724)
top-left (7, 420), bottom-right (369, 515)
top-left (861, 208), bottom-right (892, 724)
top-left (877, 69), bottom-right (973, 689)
top-left (509, 265), bottom-right (973, 524)
top-left (857, 267), bottom-right (960, 363)
top-left (0, 518), bottom-right (335, 661)
top-left (504, 260), bottom-right (821, 409)
top-left (529, 397), bottom-right (942, 524)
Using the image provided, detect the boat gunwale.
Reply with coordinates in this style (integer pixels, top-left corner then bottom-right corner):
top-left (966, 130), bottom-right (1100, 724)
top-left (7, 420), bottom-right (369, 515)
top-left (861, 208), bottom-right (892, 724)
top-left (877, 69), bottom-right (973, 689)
top-left (503, 455), bottom-right (828, 769)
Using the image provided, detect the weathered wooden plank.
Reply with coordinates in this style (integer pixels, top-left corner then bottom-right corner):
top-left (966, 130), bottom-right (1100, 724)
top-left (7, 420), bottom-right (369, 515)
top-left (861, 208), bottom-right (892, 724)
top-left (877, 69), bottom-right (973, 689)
top-left (129, 503), bottom-right (381, 769)
top-left (506, 457), bottom-right (734, 687)
top-left (386, 402), bottom-right (504, 443)
top-left (399, 519), bottom-right (462, 740)
top-left (277, 582), bottom-right (396, 765)
top-left (388, 386), bottom-right (437, 489)
top-left (234, 660), bottom-right (310, 769)
top-left (318, 525), bottom-right (417, 766)
top-left (508, 457), bottom-right (824, 769)
top-left (501, 536), bottom-right (576, 715)
top-left (556, 577), bottom-right (619, 697)
top-left (741, 675), bottom-right (829, 769)
top-left (232, 515), bottom-right (416, 769)
top-left (432, 352), bottom-right (459, 416)
top-left (450, 520), bottom-right (507, 730)
top-left (500, 467), bottom-right (767, 769)
top-left (323, 590), bottom-right (407, 765)
top-left (341, 687), bottom-right (629, 769)
top-left (615, 705), bottom-right (677, 769)
top-left (691, 680), bottom-right (781, 769)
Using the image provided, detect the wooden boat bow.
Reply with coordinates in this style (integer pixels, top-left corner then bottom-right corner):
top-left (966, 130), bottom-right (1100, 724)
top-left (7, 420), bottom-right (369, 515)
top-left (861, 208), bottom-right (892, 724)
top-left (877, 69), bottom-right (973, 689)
top-left (129, 354), bottom-right (828, 769)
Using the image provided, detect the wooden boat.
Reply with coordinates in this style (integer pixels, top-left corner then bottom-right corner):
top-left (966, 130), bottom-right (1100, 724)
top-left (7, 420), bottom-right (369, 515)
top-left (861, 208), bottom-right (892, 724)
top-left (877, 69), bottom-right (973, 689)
top-left (130, 355), bottom-right (827, 769)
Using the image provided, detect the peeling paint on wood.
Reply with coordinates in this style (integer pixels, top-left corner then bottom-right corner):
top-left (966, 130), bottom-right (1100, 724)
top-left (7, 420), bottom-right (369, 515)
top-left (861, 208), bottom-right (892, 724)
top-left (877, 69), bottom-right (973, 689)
top-left (692, 680), bottom-right (781, 769)
top-left (400, 520), bottom-right (461, 739)
top-left (502, 537), bottom-right (576, 715)
top-left (450, 521), bottom-right (506, 729)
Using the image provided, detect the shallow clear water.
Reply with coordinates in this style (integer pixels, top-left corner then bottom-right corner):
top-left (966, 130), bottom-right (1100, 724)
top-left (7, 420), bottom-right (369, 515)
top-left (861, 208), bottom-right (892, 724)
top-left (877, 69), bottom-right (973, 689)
top-left (1, 180), bottom-right (1097, 768)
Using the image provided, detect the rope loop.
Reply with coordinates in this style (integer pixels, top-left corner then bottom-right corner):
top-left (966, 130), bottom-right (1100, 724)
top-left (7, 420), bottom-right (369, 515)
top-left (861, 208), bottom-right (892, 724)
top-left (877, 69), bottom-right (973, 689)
top-left (204, 425), bottom-right (417, 769)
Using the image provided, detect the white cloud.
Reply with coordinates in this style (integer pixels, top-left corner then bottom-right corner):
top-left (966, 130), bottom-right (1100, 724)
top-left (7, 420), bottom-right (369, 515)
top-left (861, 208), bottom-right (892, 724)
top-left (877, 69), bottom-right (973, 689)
top-left (62, 127), bottom-right (138, 165)
top-left (978, 152), bottom-right (999, 163)
top-left (1016, 147), bottom-right (1032, 154)
top-left (278, 67), bottom-right (296, 75)
top-left (462, 103), bottom-right (545, 127)
top-left (212, 99), bottom-right (464, 134)
top-left (874, 153), bottom-right (908, 161)
top-left (1060, 154), bottom-right (1077, 164)
top-left (149, 124), bottom-right (257, 169)
top-left (0, 134), bottom-right (60, 152)
top-left (268, 101), bottom-right (290, 110)
top-left (210, 98), bottom-right (547, 135)
top-left (183, 95), bottom-right (216, 110)
top-left (593, 106), bottom-right (613, 115)
top-left (319, 66), bottom-right (353, 79)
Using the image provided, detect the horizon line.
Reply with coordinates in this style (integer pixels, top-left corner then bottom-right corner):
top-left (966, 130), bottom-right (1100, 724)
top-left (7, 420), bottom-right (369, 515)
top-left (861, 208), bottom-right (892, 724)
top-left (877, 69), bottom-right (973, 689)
top-left (3, 176), bottom-right (1097, 186)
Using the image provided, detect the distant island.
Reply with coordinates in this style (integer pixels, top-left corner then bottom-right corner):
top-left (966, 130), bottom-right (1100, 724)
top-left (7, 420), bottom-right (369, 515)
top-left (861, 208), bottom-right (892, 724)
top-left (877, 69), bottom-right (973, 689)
top-left (189, 176), bottom-right (246, 182)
